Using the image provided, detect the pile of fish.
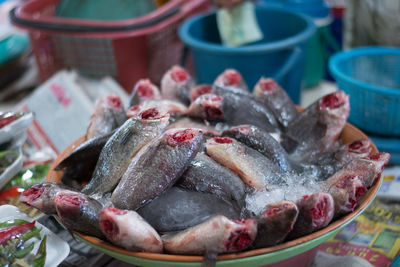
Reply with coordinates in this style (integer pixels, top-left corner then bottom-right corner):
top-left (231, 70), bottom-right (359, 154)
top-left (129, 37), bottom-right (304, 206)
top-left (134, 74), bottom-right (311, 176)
top-left (20, 66), bottom-right (390, 256)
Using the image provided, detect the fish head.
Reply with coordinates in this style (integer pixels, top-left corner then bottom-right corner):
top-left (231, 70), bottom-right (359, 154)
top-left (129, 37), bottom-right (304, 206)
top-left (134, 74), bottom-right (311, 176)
top-left (134, 79), bottom-right (160, 100)
top-left (105, 94), bottom-right (123, 112)
top-left (99, 207), bottom-right (128, 240)
top-left (254, 77), bottom-right (279, 96)
top-left (165, 128), bottom-right (204, 147)
top-left (223, 125), bottom-right (255, 139)
top-left (224, 218), bottom-right (258, 252)
top-left (215, 69), bottom-right (244, 88)
top-left (170, 65), bottom-right (190, 84)
top-left (343, 177), bottom-right (367, 211)
top-left (19, 183), bottom-right (48, 209)
top-left (318, 91), bottom-right (350, 118)
top-left (345, 139), bottom-right (371, 155)
top-left (299, 193), bottom-right (334, 229)
top-left (207, 137), bottom-right (236, 146)
top-left (126, 104), bottom-right (142, 118)
top-left (261, 201), bottom-right (298, 220)
top-left (195, 94), bottom-right (224, 121)
top-left (362, 152), bottom-right (391, 177)
top-left (136, 107), bottom-right (170, 125)
top-left (190, 84), bottom-right (212, 102)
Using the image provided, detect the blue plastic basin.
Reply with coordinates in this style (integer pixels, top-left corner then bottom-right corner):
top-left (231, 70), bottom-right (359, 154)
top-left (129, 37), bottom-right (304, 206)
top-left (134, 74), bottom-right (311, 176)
top-left (329, 47), bottom-right (400, 137)
top-left (179, 6), bottom-right (315, 104)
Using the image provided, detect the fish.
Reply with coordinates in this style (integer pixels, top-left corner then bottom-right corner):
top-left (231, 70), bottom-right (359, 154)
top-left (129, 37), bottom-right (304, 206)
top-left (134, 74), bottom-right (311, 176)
top-left (112, 128), bottom-right (204, 210)
top-left (81, 108), bottom-right (170, 195)
top-left (178, 153), bottom-right (246, 206)
top-left (343, 152), bottom-right (390, 188)
top-left (322, 175), bottom-right (367, 218)
top-left (162, 215), bottom-right (257, 255)
top-left (137, 187), bottom-right (241, 232)
top-left (54, 190), bottom-right (104, 238)
top-left (253, 201), bottom-right (298, 248)
top-left (186, 93), bottom-right (224, 121)
top-left (301, 139), bottom-right (372, 181)
top-left (160, 65), bottom-right (194, 105)
top-left (212, 85), bottom-right (279, 132)
top-left (324, 152), bottom-right (390, 188)
top-left (253, 77), bottom-right (298, 128)
top-left (126, 104), bottom-right (143, 118)
top-left (19, 182), bottom-right (74, 214)
top-left (320, 152), bottom-right (390, 217)
top-left (189, 84), bottom-right (212, 102)
top-left (167, 117), bottom-right (221, 138)
top-left (222, 125), bottom-right (294, 172)
top-left (99, 207), bottom-right (163, 253)
top-left (282, 91), bottom-right (350, 157)
top-left (288, 193), bottom-right (335, 239)
top-left (128, 79), bottom-right (161, 107)
top-left (141, 99), bottom-right (188, 115)
top-left (54, 131), bottom-right (114, 189)
top-left (214, 69), bottom-right (249, 92)
top-left (205, 137), bottom-right (282, 190)
top-left (86, 94), bottom-right (127, 140)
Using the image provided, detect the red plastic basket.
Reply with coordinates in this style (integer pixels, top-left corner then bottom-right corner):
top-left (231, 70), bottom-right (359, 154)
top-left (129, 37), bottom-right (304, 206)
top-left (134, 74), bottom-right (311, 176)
top-left (10, 0), bottom-right (209, 92)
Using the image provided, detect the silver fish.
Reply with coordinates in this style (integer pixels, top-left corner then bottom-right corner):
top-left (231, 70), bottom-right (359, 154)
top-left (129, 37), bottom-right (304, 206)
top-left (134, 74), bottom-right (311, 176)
top-left (81, 108), bottom-right (170, 195)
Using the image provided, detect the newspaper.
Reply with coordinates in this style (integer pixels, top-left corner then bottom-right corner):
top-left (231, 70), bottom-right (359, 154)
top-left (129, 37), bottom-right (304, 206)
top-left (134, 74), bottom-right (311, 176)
top-left (17, 70), bottom-right (129, 156)
top-left (314, 198), bottom-right (400, 267)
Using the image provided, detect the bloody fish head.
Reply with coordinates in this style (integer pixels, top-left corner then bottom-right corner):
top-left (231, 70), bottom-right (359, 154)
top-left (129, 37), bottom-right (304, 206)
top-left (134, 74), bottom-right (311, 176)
top-left (365, 152), bottom-right (390, 163)
top-left (198, 94), bottom-right (224, 121)
top-left (190, 85), bottom-right (212, 102)
top-left (167, 128), bottom-right (201, 146)
top-left (136, 79), bottom-right (156, 98)
top-left (99, 207), bottom-right (128, 239)
top-left (171, 66), bottom-right (189, 83)
top-left (221, 69), bottom-right (242, 87)
top-left (225, 125), bottom-right (254, 136)
top-left (20, 184), bottom-right (46, 208)
top-left (346, 139), bottom-right (371, 154)
top-left (126, 105), bottom-right (142, 118)
top-left (344, 178), bottom-right (367, 211)
top-left (319, 91), bottom-right (349, 110)
top-left (138, 108), bottom-right (169, 121)
top-left (207, 137), bottom-right (235, 145)
top-left (106, 94), bottom-right (123, 111)
top-left (308, 193), bottom-right (334, 228)
top-left (262, 202), bottom-right (293, 217)
top-left (258, 78), bottom-right (279, 93)
top-left (225, 218), bottom-right (257, 251)
top-left (364, 152), bottom-right (391, 175)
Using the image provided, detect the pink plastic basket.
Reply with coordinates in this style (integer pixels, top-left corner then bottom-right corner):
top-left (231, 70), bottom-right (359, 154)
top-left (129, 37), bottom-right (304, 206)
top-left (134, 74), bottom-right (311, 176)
top-left (10, 0), bottom-right (209, 92)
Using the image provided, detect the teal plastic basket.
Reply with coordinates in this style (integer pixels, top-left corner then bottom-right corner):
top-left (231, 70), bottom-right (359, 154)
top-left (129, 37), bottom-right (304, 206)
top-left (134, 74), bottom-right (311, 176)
top-left (329, 47), bottom-right (400, 137)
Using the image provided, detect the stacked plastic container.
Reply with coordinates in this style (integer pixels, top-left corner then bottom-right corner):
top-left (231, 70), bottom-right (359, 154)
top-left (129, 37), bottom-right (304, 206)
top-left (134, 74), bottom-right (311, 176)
top-left (10, 0), bottom-right (209, 92)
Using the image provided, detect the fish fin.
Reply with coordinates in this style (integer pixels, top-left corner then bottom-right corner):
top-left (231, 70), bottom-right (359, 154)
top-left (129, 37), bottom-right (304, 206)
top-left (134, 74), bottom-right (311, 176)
top-left (202, 251), bottom-right (217, 267)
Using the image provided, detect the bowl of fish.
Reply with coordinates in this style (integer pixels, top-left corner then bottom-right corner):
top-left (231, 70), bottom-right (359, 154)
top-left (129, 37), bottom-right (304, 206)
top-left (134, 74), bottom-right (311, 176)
top-left (22, 66), bottom-right (389, 266)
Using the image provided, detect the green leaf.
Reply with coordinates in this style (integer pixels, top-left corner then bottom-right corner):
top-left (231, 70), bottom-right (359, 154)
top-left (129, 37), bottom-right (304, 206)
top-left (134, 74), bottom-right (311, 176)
top-left (14, 242), bottom-right (34, 258)
top-left (30, 235), bottom-right (46, 267)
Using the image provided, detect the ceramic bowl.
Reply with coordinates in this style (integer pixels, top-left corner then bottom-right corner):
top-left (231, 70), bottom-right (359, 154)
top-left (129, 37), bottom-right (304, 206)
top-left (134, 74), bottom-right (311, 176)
top-left (46, 123), bottom-right (381, 267)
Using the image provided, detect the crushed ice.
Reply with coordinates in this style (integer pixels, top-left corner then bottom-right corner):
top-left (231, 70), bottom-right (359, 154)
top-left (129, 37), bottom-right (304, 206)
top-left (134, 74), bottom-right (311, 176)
top-left (245, 170), bottom-right (322, 215)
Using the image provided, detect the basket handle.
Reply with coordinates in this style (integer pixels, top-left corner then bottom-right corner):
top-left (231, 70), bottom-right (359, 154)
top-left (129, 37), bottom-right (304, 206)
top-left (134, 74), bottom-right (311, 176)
top-left (9, 6), bottom-right (180, 33)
